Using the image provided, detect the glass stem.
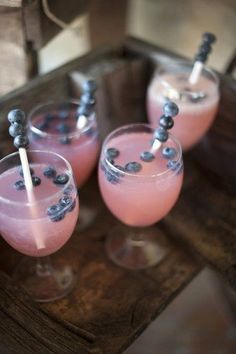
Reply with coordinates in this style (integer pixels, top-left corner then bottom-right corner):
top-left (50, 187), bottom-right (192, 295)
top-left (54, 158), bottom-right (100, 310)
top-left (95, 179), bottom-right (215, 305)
top-left (36, 256), bottom-right (53, 277)
top-left (127, 227), bottom-right (145, 247)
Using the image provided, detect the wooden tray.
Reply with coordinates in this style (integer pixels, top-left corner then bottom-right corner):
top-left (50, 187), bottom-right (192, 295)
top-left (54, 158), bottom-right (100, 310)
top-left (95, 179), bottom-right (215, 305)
top-left (0, 37), bottom-right (235, 353)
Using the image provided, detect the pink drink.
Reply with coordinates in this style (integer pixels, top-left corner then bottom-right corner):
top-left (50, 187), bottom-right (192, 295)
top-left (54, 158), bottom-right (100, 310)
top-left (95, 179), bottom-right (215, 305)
top-left (28, 102), bottom-right (100, 187)
top-left (99, 126), bottom-right (183, 227)
top-left (0, 160), bottom-right (78, 257)
top-left (147, 63), bottom-right (220, 151)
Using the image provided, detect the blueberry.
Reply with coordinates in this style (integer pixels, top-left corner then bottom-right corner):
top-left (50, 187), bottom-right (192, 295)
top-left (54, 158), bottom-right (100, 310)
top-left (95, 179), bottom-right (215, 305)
top-left (59, 196), bottom-right (76, 212)
top-left (44, 114), bottom-right (55, 122)
top-left (80, 93), bottom-right (96, 106)
top-left (162, 147), bottom-right (177, 159)
top-left (56, 123), bottom-right (71, 134)
top-left (106, 147), bottom-right (119, 159)
top-left (59, 136), bottom-right (71, 144)
top-left (53, 174), bottom-right (69, 185)
top-left (77, 105), bottom-right (91, 117)
top-left (32, 176), bottom-right (41, 186)
top-left (125, 161), bottom-right (142, 173)
top-left (167, 160), bottom-right (183, 174)
top-left (19, 166), bottom-right (34, 177)
top-left (8, 109), bottom-right (25, 124)
top-left (159, 115), bottom-right (174, 130)
top-left (154, 127), bottom-right (169, 142)
top-left (82, 79), bottom-right (97, 93)
top-left (58, 110), bottom-right (68, 120)
top-left (14, 135), bottom-right (29, 149)
top-left (114, 165), bottom-right (125, 177)
top-left (14, 180), bottom-right (25, 190)
top-left (107, 157), bottom-right (114, 165)
top-left (163, 102), bottom-right (179, 117)
top-left (105, 170), bottom-right (120, 184)
top-left (203, 32), bottom-right (216, 44)
top-left (47, 204), bottom-right (65, 222)
top-left (36, 121), bottom-right (49, 131)
top-left (63, 184), bottom-right (74, 196)
top-left (9, 123), bottom-right (25, 137)
top-left (43, 166), bottom-right (56, 178)
top-left (140, 151), bottom-right (155, 162)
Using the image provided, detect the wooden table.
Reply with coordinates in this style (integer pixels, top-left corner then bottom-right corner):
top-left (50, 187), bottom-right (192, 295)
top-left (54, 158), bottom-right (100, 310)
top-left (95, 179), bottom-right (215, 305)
top-left (0, 37), bottom-right (235, 353)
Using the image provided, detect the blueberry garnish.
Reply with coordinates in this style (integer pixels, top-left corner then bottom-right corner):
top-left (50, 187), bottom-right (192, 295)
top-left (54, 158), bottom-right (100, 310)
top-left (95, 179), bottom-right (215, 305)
top-left (36, 121), bottom-right (49, 131)
top-left (140, 151), bottom-right (154, 162)
top-left (32, 176), bottom-right (41, 186)
top-left (80, 93), bottom-right (96, 106)
top-left (56, 123), bottom-right (71, 134)
top-left (154, 128), bottom-right (168, 143)
top-left (59, 136), bottom-right (71, 145)
top-left (44, 113), bottom-right (55, 122)
top-left (43, 166), bottom-right (56, 178)
top-left (14, 135), bottom-right (29, 149)
top-left (167, 160), bottom-right (183, 174)
top-left (163, 102), bottom-right (179, 117)
top-left (47, 204), bottom-right (65, 222)
top-left (106, 147), bottom-right (119, 159)
top-left (19, 166), bottom-right (34, 177)
top-left (159, 115), bottom-right (174, 130)
top-left (63, 184), bottom-right (74, 196)
top-left (58, 110), bottom-right (68, 120)
top-left (105, 170), bottom-right (120, 184)
top-left (59, 196), bottom-right (76, 212)
top-left (77, 105), bottom-right (91, 117)
top-left (14, 180), bottom-right (25, 190)
top-left (125, 161), bottom-right (142, 173)
top-left (53, 174), bottom-right (69, 185)
top-left (8, 109), bottom-right (25, 124)
top-left (82, 79), bottom-right (97, 93)
top-left (9, 122), bottom-right (25, 137)
top-left (162, 147), bottom-right (177, 159)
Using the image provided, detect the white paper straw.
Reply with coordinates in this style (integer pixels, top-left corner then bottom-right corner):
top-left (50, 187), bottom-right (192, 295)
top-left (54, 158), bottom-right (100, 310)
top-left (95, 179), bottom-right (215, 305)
top-left (188, 61), bottom-right (204, 85)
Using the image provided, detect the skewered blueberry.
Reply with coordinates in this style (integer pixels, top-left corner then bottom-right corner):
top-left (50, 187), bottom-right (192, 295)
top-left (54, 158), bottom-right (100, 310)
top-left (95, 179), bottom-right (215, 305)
top-left (154, 127), bottom-right (168, 142)
top-left (9, 123), bottom-right (25, 137)
top-left (56, 123), bottom-right (71, 134)
top-left (163, 102), bottom-right (179, 117)
top-left (82, 79), bottom-right (97, 93)
top-left (159, 115), bottom-right (174, 130)
top-left (47, 204), bottom-right (65, 222)
top-left (43, 166), bottom-right (56, 178)
top-left (59, 136), bottom-right (71, 145)
top-left (125, 161), bottom-right (142, 173)
top-left (53, 174), bottom-right (69, 185)
top-left (167, 160), bottom-right (183, 174)
top-left (106, 147), bottom-right (119, 159)
top-left (58, 110), bottom-right (68, 120)
top-left (32, 176), bottom-right (41, 186)
top-left (80, 93), bottom-right (96, 106)
top-left (203, 32), bottom-right (216, 44)
top-left (162, 147), bottom-right (177, 159)
top-left (63, 184), bottom-right (74, 196)
top-left (19, 166), bottom-right (34, 177)
top-left (14, 135), bottom-right (29, 149)
top-left (77, 105), bottom-right (91, 117)
top-left (59, 196), bottom-right (76, 212)
top-left (140, 151), bottom-right (154, 162)
top-left (14, 180), bottom-right (25, 190)
top-left (8, 109), bottom-right (25, 124)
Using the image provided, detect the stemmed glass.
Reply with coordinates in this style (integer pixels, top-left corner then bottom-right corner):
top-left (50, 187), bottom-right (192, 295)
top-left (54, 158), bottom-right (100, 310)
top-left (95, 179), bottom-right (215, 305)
top-left (98, 123), bottom-right (183, 270)
top-left (0, 150), bottom-right (79, 302)
top-left (146, 61), bottom-right (220, 151)
top-left (28, 100), bottom-right (100, 229)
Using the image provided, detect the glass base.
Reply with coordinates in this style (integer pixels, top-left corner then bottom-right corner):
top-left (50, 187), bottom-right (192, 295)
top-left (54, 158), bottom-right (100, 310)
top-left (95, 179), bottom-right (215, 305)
top-left (13, 256), bottom-right (76, 303)
top-left (77, 204), bottom-right (98, 232)
top-left (106, 225), bottom-right (168, 270)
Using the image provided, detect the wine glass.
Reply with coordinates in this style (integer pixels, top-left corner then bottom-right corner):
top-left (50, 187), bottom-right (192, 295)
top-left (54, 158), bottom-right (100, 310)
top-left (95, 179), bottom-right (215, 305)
top-left (0, 150), bottom-right (79, 302)
top-left (28, 100), bottom-right (100, 230)
top-left (98, 123), bottom-right (183, 270)
top-left (146, 61), bottom-right (220, 151)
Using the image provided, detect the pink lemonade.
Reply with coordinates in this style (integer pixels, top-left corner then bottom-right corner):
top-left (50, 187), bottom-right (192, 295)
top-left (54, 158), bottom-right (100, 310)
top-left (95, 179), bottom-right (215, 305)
top-left (147, 64), bottom-right (220, 151)
top-left (28, 103), bottom-right (100, 187)
top-left (0, 162), bottom-right (78, 257)
top-left (99, 127), bottom-right (183, 227)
